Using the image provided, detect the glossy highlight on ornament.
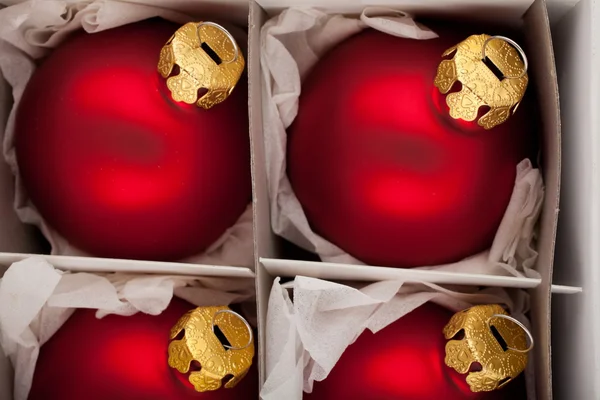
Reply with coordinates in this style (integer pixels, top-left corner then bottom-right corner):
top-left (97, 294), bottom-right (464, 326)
top-left (443, 304), bottom-right (531, 392)
top-left (158, 22), bottom-right (245, 109)
top-left (434, 34), bottom-right (528, 129)
top-left (168, 305), bottom-right (255, 392)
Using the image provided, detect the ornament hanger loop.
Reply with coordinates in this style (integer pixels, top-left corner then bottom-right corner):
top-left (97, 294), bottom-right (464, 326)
top-left (196, 22), bottom-right (239, 64)
top-left (481, 35), bottom-right (528, 79)
top-left (211, 309), bottom-right (253, 350)
top-left (487, 314), bottom-right (534, 353)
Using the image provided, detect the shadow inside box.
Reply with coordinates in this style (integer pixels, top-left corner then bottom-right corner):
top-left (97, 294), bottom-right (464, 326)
top-left (278, 238), bottom-right (322, 263)
top-left (30, 228), bottom-right (52, 255)
top-left (0, 223), bottom-right (51, 261)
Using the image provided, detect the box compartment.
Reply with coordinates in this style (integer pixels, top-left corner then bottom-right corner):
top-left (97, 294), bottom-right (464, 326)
top-left (248, 0), bottom-right (564, 397)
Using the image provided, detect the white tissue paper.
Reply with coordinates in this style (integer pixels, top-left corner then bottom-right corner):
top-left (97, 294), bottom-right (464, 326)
top-left (261, 276), bottom-right (535, 400)
top-left (0, 256), bottom-right (256, 400)
top-left (261, 7), bottom-right (545, 277)
top-left (0, 0), bottom-right (254, 267)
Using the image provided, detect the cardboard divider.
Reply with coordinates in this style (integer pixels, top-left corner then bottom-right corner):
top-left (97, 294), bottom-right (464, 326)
top-left (261, 257), bottom-right (582, 293)
top-left (248, 0), bottom-right (276, 388)
top-left (0, 253), bottom-right (255, 277)
top-left (249, 0), bottom-right (564, 397)
top-left (261, 257), bottom-right (545, 287)
top-left (252, 0), bottom-right (536, 22)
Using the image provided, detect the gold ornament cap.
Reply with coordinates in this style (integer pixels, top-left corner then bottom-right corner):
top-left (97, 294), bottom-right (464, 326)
top-left (434, 34), bottom-right (528, 129)
top-left (158, 22), bottom-right (245, 110)
top-left (168, 306), bottom-right (254, 392)
top-left (443, 304), bottom-right (533, 392)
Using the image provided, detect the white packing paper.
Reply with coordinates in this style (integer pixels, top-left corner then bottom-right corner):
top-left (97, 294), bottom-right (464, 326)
top-left (261, 7), bottom-right (545, 277)
top-left (261, 276), bottom-right (535, 400)
top-left (0, 0), bottom-right (254, 267)
top-left (0, 256), bottom-right (256, 400)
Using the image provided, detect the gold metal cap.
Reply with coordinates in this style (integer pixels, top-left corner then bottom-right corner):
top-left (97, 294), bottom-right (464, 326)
top-left (434, 34), bottom-right (528, 129)
top-left (444, 304), bottom-right (532, 392)
top-left (158, 22), bottom-right (245, 110)
top-left (168, 305), bottom-right (254, 392)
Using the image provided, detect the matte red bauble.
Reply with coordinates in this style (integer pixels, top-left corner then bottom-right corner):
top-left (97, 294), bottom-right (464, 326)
top-left (29, 298), bottom-right (258, 400)
top-left (305, 303), bottom-right (526, 400)
top-left (15, 19), bottom-right (251, 261)
top-left (288, 26), bottom-right (536, 268)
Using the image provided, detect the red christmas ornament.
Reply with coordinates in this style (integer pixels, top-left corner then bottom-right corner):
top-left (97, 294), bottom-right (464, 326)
top-left (15, 19), bottom-right (251, 261)
top-left (288, 25), bottom-right (536, 268)
top-left (29, 298), bottom-right (258, 400)
top-left (305, 303), bottom-right (526, 400)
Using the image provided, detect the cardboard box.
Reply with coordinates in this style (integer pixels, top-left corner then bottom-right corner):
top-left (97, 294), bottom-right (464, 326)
top-left (0, 0), bottom-right (590, 398)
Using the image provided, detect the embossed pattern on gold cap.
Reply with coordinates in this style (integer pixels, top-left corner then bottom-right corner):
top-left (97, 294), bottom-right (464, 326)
top-left (168, 306), bottom-right (254, 392)
top-left (434, 34), bottom-right (528, 129)
top-left (158, 22), bottom-right (245, 110)
top-left (444, 304), bottom-right (529, 392)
